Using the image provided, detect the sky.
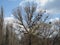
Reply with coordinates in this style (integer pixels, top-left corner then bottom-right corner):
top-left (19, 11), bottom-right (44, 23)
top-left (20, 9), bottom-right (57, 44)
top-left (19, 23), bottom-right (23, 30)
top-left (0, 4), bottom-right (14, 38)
top-left (0, 0), bottom-right (60, 21)
top-left (0, 0), bottom-right (22, 17)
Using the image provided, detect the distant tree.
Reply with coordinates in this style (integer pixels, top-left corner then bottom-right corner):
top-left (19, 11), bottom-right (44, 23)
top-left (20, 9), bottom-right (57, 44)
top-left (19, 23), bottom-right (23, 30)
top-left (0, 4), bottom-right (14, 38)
top-left (5, 23), bottom-right (21, 45)
top-left (5, 23), bottom-right (10, 45)
top-left (51, 19), bottom-right (60, 45)
top-left (0, 6), bottom-right (4, 45)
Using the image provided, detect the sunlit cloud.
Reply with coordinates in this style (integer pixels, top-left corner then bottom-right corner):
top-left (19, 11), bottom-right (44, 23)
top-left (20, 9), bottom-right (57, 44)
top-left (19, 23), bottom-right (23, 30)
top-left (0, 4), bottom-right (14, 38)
top-left (37, 0), bottom-right (48, 6)
top-left (46, 9), bottom-right (60, 14)
top-left (50, 18), bottom-right (59, 23)
top-left (21, 0), bottom-right (49, 6)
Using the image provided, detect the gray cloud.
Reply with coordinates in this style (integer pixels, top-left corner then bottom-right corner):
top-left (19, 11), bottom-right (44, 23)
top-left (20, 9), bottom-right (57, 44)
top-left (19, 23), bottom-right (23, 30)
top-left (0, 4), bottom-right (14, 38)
top-left (44, 0), bottom-right (60, 14)
top-left (45, 0), bottom-right (60, 10)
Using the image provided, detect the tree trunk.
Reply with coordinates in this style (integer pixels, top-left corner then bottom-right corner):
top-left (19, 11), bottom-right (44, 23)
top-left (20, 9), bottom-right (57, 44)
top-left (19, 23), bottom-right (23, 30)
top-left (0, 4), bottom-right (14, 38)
top-left (29, 34), bottom-right (31, 45)
top-left (5, 28), bottom-right (9, 45)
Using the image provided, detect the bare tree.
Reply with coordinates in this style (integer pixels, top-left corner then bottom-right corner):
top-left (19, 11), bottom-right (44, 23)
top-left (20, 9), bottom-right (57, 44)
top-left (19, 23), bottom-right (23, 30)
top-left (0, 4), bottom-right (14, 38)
top-left (51, 19), bottom-right (60, 45)
top-left (12, 1), bottom-right (51, 45)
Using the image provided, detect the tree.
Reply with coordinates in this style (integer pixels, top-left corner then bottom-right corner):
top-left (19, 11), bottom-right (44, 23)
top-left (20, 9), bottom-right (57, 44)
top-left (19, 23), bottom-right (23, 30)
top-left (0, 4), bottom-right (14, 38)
top-left (5, 23), bottom-right (17, 45)
top-left (0, 6), bottom-right (4, 45)
top-left (5, 23), bottom-right (10, 45)
top-left (12, 1), bottom-right (51, 45)
top-left (51, 19), bottom-right (60, 45)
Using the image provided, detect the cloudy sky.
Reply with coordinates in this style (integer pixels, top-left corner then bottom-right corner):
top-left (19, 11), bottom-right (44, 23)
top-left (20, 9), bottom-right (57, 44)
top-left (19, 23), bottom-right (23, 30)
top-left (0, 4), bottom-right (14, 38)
top-left (0, 0), bottom-right (60, 21)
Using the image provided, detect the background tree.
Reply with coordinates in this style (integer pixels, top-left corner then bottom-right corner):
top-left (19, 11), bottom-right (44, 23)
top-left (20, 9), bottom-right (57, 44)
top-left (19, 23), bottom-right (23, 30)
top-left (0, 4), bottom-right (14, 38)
top-left (50, 19), bottom-right (60, 45)
top-left (0, 6), bottom-right (4, 45)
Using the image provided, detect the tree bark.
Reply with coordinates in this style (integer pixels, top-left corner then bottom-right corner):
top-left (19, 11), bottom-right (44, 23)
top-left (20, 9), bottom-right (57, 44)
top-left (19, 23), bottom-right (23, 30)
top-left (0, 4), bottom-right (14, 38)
top-left (29, 34), bottom-right (31, 45)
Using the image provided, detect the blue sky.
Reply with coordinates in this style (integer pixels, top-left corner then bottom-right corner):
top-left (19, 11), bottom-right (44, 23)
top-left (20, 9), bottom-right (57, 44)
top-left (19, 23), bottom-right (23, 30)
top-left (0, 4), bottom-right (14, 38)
top-left (0, 0), bottom-right (22, 17)
top-left (0, 0), bottom-right (60, 20)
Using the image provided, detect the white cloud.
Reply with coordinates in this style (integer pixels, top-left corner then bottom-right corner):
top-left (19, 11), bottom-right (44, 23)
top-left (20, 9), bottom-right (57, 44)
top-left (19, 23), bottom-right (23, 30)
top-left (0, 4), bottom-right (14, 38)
top-left (50, 18), bottom-right (59, 23)
top-left (36, 0), bottom-right (48, 6)
top-left (44, 0), bottom-right (60, 14)
top-left (46, 9), bottom-right (60, 14)
top-left (21, 0), bottom-right (49, 6)
top-left (4, 17), bottom-right (15, 24)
